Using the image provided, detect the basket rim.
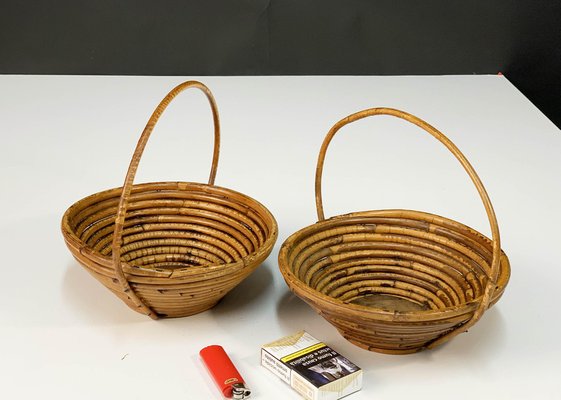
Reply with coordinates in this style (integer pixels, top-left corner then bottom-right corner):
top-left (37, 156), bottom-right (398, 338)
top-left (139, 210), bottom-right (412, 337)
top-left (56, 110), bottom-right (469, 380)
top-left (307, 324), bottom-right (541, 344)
top-left (61, 181), bottom-right (278, 279)
top-left (278, 208), bottom-right (510, 322)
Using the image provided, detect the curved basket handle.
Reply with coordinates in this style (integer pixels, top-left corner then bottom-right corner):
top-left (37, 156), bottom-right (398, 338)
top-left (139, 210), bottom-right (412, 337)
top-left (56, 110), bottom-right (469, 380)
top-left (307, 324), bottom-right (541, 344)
top-left (111, 81), bottom-right (220, 319)
top-left (315, 107), bottom-right (501, 348)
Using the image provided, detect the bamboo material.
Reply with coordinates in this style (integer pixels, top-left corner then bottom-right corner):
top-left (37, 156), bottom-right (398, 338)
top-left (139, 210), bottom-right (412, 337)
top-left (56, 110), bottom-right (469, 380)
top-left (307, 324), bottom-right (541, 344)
top-left (278, 108), bottom-right (510, 354)
top-left (62, 81), bottom-right (278, 319)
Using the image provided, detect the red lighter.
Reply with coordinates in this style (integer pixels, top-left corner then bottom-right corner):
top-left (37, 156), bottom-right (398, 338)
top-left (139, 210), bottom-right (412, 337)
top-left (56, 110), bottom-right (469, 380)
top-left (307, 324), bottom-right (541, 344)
top-left (200, 345), bottom-right (251, 399)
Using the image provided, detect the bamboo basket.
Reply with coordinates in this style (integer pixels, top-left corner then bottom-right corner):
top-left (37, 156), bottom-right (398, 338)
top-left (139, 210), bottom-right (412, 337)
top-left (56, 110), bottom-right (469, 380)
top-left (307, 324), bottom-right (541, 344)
top-left (278, 108), bottom-right (510, 354)
top-left (62, 81), bottom-right (278, 319)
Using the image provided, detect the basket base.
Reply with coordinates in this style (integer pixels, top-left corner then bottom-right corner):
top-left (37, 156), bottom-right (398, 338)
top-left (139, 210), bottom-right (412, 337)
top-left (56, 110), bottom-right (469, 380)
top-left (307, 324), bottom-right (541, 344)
top-left (154, 302), bottom-right (220, 319)
top-left (345, 336), bottom-right (423, 355)
top-left (350, 294), bottom-right (430, 313)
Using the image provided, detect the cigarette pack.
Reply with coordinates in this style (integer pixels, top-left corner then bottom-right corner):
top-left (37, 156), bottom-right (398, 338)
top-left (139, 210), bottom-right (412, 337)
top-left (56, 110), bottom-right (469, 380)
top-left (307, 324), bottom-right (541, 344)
top-left (261, 331), bottom-right (362, 400)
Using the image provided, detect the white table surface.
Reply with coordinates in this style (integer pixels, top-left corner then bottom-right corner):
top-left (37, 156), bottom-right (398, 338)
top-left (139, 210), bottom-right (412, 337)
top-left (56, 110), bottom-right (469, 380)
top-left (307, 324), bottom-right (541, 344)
top-left (1, 75), bottom-right (560, 399)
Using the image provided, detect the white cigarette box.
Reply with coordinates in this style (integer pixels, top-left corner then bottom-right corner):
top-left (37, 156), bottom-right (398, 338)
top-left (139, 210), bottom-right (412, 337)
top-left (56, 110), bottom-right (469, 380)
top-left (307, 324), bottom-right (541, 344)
top-left (261, 331), bottom-right (362, 400)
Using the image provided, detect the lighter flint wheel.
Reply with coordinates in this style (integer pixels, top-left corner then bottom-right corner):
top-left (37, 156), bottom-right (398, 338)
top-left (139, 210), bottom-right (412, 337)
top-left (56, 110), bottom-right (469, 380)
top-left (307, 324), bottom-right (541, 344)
top-left (61, 81), bottom-right (278, 319)
top-left (278, 108), bottom-right (510, 354)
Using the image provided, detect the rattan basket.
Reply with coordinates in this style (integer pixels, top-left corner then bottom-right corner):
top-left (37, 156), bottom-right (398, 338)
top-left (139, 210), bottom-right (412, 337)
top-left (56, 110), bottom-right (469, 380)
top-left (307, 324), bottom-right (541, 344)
top-left (278, 108), bottom-right (510, 354)
top-left (62, 81), bottom-right (278, 319)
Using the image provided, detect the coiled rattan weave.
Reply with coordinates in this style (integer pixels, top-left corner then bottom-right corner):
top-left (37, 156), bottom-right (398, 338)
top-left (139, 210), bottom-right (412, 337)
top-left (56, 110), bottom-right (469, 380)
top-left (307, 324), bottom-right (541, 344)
top-left (62, 81), bottom-right (278, 319)
top-left (278, 108), bottom-right (510, 354)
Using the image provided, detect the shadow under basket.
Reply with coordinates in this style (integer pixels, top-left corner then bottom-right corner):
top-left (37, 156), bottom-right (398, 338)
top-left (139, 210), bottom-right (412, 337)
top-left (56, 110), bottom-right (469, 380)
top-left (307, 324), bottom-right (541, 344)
top-left (61, 81), bottom-right (277, 319)
top-left (278, 108), bottom-right (510, 354)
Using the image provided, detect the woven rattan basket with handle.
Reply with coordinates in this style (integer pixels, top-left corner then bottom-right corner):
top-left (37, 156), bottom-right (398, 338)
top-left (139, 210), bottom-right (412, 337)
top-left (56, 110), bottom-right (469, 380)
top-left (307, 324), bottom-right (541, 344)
top-left (62, 81), bottom-right (278, 319)
top-left (278, 108), bottom-right (510, 354)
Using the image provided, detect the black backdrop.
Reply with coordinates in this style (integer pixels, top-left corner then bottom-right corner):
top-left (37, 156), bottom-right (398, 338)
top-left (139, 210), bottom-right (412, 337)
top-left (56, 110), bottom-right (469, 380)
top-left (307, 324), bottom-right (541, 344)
top-left (1, 1), bottom-right (560, 127)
